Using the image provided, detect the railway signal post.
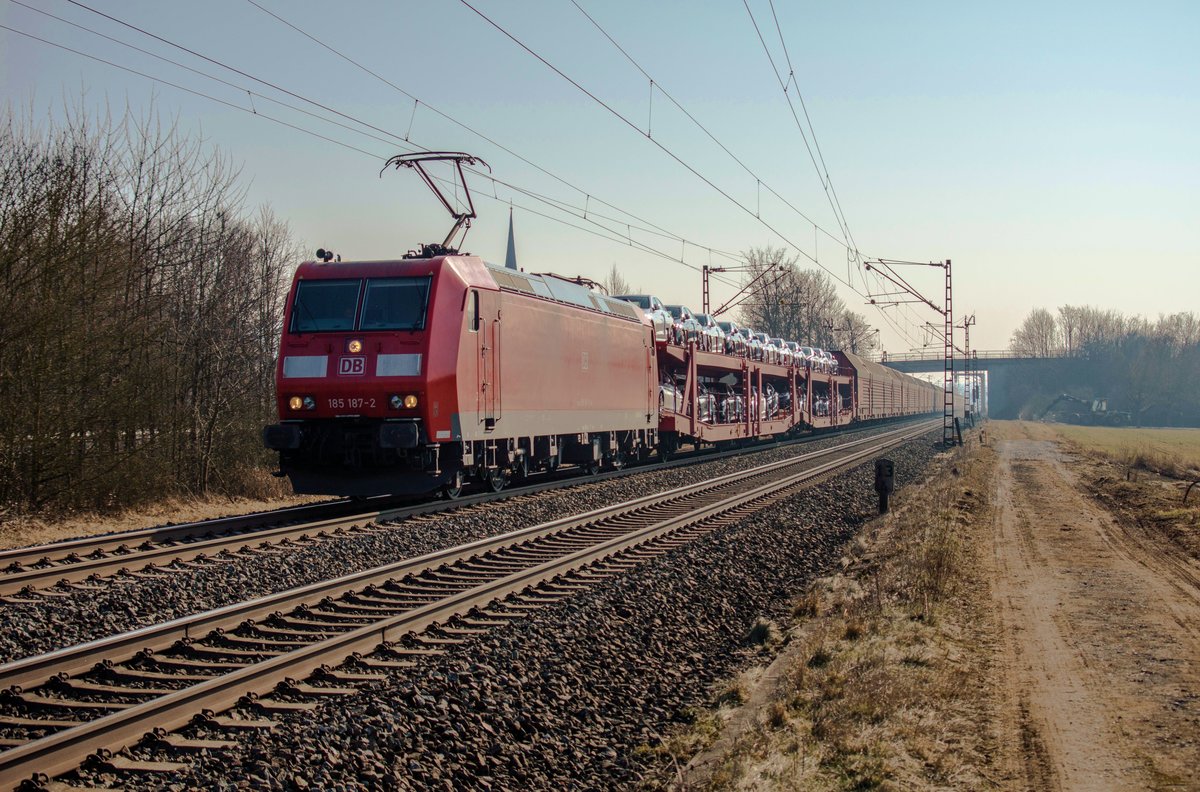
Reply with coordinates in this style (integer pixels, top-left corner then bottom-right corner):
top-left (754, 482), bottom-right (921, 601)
top-left (875, 458), bottom-right (895, 514)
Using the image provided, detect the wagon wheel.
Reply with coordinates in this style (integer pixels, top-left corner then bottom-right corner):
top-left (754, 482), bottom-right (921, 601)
top-left (484, 468), bottom-right (508, 492)
top-left (659, 435), bottom-right (678, 463)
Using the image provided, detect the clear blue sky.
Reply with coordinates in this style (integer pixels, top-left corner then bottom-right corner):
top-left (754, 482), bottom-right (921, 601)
top-left (3, 0), bottom-right (1197, 351)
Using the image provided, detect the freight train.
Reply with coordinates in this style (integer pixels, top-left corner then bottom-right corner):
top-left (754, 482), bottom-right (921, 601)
top-left (263, 252), bottom-right (943, 498)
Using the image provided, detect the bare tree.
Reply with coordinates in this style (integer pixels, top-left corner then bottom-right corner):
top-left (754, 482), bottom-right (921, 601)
top-left (599, 263), bottom-right (633, 296)
top-left (1009, 305), bottom-right (1200, 426)
top-left (835, 310), bottom-right (879, 355)
top-left (1011, 308), bottom-right (1061, 357)
top-left (1156, 312), bottom-right (1200, 350)
top-left (1072, 306), bottom-right (1127, 350)
top-left (0, 99), bottom-right (295, 514)
top-left (1058, 305), bottom-right (1081, 356)
top-left (734, 245), bottom-right (855, 349)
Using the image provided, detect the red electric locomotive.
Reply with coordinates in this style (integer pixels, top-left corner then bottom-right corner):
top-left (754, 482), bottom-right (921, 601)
top-left (263, 253), bottom-right (657, 497)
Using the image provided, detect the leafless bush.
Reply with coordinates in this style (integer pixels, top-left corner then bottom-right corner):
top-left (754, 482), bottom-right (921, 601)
top-left (0, 100), bottom-right (297, 514)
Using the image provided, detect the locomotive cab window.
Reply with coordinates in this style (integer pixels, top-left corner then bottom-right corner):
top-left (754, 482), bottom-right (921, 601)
top-left (360, 277), bottom-right (431, 331)
top-left (290, 279), bottom-right (361, 333)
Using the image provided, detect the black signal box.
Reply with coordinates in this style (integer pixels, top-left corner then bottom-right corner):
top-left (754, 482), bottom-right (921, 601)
top-left (874, 458), bottom-right (895, 514)
top-left (874, 459), bottom-right (895, 494)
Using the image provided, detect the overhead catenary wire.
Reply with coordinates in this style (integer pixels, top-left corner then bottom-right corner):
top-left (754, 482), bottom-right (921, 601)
top-left (12, 1), bottom-right (925, 350)
top-left (745, 0), bottom-right (917, 341)
top-left (744, 0), bottom-right (857, 257)
top-left (486, 175), bottom-right (745, 272)
top-left (59, 0), bottom-right (431, 161)
top-left (0, 24), bottom-right (738, 279)
top-left (567, 0), bottom-right (854, 257)
top-left (764, 0), bottom-right (859, 260)
top-left (5, 1), bottom-right (422, 154)
top-left (9, 0), bottom-right (746, 287)
top-left (460, 0), bottom-right (925, 348)
top-left (458, 0), bottom-right (850, 283)
top-left (747, 0), bottom-right (937, 345)
top-left (0, 23), bottom-right (383, 161)
top-left (570, 0), bottom-right (922, 349)
top-left (243, 0), bottom-right (750, 286)
top-left (240, 0), bottom-right (747, 273)
top-left (30, 0), bottom-right (921, 344)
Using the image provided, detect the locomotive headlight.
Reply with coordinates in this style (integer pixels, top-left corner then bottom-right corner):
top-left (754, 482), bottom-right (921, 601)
top-left (389, 394), bottom-right (403, 409)
top-left (288, 396), bottom-right (303, 411)
top-left (347, 339), bottom-right (363, 354)
top-left (302, 395), bottom-right (317, 410)
top-left (404, 394), bottom-right (419, 409)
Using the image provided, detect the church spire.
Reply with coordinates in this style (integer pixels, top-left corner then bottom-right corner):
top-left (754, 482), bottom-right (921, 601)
top-left (504, 206), bottom-right (518, 270)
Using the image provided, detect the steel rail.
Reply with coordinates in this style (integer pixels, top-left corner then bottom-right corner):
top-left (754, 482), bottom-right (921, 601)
top-left (0, 427), bottom-right (812, 573)
top-left (0, 497), bottom-right (371, 569)
top-left (0, 420), bottom-right (936, 788)
top-left (0, 419), bottom-right (927, 597)
top-left (0, 419), bottom-right (934, 691)
top-left (0, 509), bottom-right (403, 598)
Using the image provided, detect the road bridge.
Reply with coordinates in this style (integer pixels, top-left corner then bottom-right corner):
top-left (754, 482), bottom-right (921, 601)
top-left (879, 349), bottom-right (1083, 419)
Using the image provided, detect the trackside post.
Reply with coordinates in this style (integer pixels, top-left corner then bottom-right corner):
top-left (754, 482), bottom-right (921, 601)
top-left (874, 458), bottom-right (895, 514)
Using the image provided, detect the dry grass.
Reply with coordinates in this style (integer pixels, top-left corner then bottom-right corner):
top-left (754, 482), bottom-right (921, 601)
top-left (748, 618), bottom-right (783, 647)
top-left (1025, 423), bottom-right (1200, 480)
top-left (995, 421), bottom-right (1200, 559)
top-left (0, 483), bottom-right (322, 551)
top-left (664, 438), bottom-right (1000, 791)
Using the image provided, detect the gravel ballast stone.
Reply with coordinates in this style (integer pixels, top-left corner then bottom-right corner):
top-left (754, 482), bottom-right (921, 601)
top-left (0, 425), bottom-right (918, 663)
top-left (82, 433), bottom-right (944, 791)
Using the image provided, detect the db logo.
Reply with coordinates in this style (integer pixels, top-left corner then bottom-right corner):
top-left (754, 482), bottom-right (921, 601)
top-left (338, 356), bottom-right (365, 376)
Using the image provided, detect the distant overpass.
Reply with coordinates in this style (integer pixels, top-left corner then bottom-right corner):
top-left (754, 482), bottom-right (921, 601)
top-left (877, 349), bottom-right (1078, 418)
top-left (879, 349), bottom-right (1067, 369)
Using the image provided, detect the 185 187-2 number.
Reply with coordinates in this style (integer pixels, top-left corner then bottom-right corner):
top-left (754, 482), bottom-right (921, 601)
top-left (328, 398), bottom-right (376, 410)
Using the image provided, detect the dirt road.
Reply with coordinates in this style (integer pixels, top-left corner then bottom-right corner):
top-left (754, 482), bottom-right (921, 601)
top-left (989, 434), bottom-right (1200, 790)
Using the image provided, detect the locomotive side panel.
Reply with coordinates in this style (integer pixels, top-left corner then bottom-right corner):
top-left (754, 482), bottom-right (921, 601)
top-left (453, 284), bottom-right (654, 441)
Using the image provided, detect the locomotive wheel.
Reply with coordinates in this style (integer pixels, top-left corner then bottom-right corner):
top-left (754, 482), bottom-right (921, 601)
top-left (608, 451), bottom-right (626, 471)
top-left (484, 469), bottom-right (508, 492)
top-left (583, 460), bottom-right (601, 476)
top-left (441, 470), bottom-right (464, 500)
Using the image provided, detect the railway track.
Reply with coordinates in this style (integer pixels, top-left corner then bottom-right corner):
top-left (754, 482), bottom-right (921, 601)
top-left (0, 419), bottom-right (937, 789)
top-left (0, 420), bottom-right (922, 601)
top-left (0, 498), bottom-right (400, 601)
